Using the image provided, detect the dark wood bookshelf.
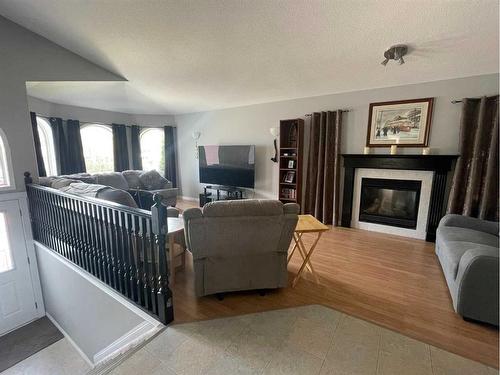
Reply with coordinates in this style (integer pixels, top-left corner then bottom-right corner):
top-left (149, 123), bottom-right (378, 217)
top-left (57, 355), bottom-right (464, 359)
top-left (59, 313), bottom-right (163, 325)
top-left (278, 118), bottom-right (304, 207)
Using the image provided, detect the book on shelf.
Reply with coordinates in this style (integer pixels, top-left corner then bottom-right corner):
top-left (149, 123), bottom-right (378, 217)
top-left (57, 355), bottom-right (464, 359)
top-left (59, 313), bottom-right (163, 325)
top-left (281, 188), bottom-right (296, 200)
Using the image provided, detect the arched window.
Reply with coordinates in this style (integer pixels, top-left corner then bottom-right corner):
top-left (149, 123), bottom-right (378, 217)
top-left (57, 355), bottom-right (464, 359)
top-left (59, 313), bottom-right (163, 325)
top-left (0, 129), bottom-right (15, 190)
top-left (80, 124), bottom-right (114, 173)
top-left (140, 128), bottom-right (164, 174)
top-left (36, 117), bottom-right (57, 176)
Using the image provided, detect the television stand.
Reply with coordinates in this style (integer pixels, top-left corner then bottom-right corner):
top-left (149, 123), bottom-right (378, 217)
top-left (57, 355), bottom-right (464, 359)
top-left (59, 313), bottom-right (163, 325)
top-left (199, 185), bottom-right (245, 207)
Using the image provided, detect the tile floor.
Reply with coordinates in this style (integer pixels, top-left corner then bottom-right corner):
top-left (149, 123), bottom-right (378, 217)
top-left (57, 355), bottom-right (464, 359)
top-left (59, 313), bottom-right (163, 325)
top-left (1, 338), bottom-right (90, 375)
top-left (109, 305), bottom-right (497, 375)
top-left (1, 305), bottom-right (497, 375)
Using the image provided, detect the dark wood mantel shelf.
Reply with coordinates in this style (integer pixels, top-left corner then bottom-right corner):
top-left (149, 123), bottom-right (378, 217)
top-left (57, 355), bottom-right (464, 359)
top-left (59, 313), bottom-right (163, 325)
top-left (341, 154), bottom-right (459, 242)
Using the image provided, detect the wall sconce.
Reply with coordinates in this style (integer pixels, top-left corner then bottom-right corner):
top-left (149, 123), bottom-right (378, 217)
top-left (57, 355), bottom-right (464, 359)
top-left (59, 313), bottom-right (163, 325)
top-left (192, 131), bottom-right (201, 159)
top-left (270, 127), bottom-right (279, 163)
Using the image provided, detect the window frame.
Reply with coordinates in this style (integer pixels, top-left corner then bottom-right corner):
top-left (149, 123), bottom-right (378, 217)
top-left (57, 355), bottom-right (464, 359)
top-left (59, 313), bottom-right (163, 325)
top-left (80, 123), bottom-right (114, 174)
top-left (0, 128), bottom-right (16, 191)
top-left (36, 116), bottom-right (58, 176)
top-left (140, 127), bottom-right (165, 175)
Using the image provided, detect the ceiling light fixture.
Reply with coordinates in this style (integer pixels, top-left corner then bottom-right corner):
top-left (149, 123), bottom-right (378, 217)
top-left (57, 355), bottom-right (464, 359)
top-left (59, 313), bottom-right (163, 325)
top-left (381, 44), bottom-right (408, 66)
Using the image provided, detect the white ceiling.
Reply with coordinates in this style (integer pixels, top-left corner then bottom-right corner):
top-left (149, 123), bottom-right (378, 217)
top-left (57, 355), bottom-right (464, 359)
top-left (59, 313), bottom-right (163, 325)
top-left (1, 0), bottom-right (499, 114)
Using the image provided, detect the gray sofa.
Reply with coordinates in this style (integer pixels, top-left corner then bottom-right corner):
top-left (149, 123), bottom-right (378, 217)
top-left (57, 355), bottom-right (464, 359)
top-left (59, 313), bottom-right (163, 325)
top-left (101, 170), bottom-right (178, 208)
top-left (40, 170), bottom-right (178, 208)
top-left (183, 199), bottom-right (299, 297)
top-left (436, 214), bottom-right (499, 325)
top-left (38, 176), bottom-right (140, 207)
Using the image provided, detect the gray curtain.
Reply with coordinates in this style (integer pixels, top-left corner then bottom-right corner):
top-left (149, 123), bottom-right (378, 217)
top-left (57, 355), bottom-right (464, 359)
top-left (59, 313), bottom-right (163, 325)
top-left (66, 119), bottom-right (86, 173)
top-left (447, 96), bottom-right (499, 221)
top-left (130, 125), bottom-right (143, 170)
top-left (304, 111), bottom-right (342, 225)
top-left (164, 126), bottom-right (177, 187)
top-left (30, 112), bottom-right (47, 177)
top-left (49, 117), bottom-right (69, 175)
top-left (112, 124), bottom-right (129, 172)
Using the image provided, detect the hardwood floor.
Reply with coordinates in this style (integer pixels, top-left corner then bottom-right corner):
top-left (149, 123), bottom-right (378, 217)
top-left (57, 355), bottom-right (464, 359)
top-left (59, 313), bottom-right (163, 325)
top-left (172, 199), bottom-right (499, 368)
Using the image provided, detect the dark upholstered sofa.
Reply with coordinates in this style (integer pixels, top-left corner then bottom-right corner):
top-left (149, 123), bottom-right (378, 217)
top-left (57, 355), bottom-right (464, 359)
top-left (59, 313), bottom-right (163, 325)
top-left (436, 214), bottom-right (499, 325)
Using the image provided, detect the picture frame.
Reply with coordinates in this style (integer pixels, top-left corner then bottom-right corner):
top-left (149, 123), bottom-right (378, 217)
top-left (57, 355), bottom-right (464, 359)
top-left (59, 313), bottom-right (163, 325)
top-left (288, 160), bottom-right (295, 169)
top-left (366, 98), bottom-right (434, 147)
top-left (284, 171), bottom-right (295, 183)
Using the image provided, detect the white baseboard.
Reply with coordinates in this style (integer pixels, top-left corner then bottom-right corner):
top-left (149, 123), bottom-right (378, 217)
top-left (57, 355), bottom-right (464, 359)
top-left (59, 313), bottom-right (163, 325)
top-left (36, 243), bottom-right (164, 367)
top-left (93, 320), bottom-right (162, 365)
top-left (45, 312), bottom-right (94, 368)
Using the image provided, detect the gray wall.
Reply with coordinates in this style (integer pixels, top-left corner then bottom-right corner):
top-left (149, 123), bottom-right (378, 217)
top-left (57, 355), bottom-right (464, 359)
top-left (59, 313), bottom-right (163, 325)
top-left (28, 97), bottom-right (177, 176)
top-left (0, 16), bottom-right (122, 191)
top-left (175, 74), bottom-right (499, 199)
top-left (35, 243), bottom-right (149, 363)
top-left (28, 96), bottom-right (175, 127)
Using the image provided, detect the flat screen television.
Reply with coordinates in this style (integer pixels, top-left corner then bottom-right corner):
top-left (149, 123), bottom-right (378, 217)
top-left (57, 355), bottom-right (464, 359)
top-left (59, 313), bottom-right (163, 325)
top-left (198, 145), bottom-right (255, 188)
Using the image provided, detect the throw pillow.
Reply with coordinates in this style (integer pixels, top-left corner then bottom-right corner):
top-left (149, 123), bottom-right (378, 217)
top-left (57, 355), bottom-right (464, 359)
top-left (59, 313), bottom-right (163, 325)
top-left (139, 170), bottom-right (168, 190)
top-left (122, 170), bottom-right (144, 189)
top-left (94, 172), bottom-right (129, 190)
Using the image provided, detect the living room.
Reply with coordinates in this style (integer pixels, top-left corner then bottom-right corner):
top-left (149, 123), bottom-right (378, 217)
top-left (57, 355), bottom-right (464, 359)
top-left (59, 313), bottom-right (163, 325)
top-left (0, 1), bottom-right (498, 375)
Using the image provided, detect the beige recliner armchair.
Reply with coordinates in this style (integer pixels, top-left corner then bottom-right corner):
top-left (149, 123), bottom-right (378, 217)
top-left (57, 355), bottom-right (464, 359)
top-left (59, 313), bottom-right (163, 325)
top-left (183, 200), bottom-right (299, 297)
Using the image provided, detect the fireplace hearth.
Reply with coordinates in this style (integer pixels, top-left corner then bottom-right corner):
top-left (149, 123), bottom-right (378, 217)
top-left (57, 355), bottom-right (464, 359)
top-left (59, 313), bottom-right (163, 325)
top-left (359, 178), bottom-right (421, 229)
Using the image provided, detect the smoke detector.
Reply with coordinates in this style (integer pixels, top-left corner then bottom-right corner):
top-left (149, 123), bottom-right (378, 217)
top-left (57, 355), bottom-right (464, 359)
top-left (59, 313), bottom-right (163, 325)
top-left (381, 44), bottom-right (408, 66)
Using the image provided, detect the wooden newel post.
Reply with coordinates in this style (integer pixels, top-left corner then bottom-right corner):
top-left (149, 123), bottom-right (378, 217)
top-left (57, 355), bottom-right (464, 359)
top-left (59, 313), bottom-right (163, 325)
top-left (24, 171), bottom-right (33, 185)
top-left (151, 194), bottom-right (174, 324)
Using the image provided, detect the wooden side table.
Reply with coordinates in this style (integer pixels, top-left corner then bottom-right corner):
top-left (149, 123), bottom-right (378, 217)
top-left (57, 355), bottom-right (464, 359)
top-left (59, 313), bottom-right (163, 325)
top-left (288, 214), bottom-right (329, 287)
top-left (167, 216), bottom-right (185, 285)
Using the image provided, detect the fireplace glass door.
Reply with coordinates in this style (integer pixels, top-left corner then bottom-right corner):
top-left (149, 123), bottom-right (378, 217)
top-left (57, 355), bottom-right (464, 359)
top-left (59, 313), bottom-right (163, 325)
top-left (359, 178), bottom-right (421, 229)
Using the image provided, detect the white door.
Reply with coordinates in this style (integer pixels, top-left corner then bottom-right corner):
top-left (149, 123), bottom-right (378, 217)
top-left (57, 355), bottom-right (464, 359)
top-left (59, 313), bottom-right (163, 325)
top-left (0, 200), bottom-right (38, 335)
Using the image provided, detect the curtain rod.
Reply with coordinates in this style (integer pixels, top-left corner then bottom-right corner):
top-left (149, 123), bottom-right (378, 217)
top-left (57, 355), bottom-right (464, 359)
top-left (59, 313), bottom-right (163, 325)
top-left (304, 109), bottom-right (351, 116)
top-left (35, 114), bottom-right (129, 127)
top-left (451, 97), bottom-right (499, 104)
top-left (35, 114), bottom-right (173, 128)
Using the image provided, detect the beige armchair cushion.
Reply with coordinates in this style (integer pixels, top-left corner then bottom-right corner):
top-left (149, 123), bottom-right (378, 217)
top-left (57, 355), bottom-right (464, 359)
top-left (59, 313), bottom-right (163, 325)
top-left (202, 199), bottom-right (284, 217)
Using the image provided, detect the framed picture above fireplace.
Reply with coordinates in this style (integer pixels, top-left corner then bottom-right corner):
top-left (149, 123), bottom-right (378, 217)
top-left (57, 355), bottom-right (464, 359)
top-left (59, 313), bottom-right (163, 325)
top-left (366, 97), bottom-right (434, 147)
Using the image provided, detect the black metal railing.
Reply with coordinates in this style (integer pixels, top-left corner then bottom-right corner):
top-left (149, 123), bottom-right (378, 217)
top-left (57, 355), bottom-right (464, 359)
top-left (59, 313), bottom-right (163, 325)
top-left (25, 181), bottom-right (173, 324)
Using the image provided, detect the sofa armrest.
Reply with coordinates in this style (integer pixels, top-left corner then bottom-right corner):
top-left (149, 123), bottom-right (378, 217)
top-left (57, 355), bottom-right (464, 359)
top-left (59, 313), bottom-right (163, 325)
top-left (147, 187), bottom-right (178, 197)
top-left (167, 207), bottom-right (180, 217)
top-left (183, 208), bottom-right (203, 251)
top-left (140, 188), bottom-right (178, 207)
top-left (439, 214), bottom-right (499, 236)
top-left (455, 247), bottom-right (499, 324)
top-left (284, 203), bottom-right (300, 215)
top-left (275, 203), bottom-right (300, 254)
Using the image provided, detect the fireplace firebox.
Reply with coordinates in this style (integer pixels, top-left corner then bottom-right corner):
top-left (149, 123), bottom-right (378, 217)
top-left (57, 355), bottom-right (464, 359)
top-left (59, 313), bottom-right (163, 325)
top-left (359, 178), bottom-right (421, 229)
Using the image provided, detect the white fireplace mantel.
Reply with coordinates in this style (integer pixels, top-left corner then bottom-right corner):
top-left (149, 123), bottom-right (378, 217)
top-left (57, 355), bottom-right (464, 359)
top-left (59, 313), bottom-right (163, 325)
top-left (351, 168), bottom-right (433, 239)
